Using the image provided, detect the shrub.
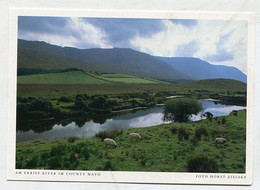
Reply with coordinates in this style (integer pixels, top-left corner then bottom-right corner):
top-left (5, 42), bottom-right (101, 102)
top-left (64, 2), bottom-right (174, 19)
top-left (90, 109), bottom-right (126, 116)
top-left (103, 161), bottom-right (114, 171)
top-left (187, 155), bottom-right (218, 173)
top-left (140, 158), bottom-right (147, 166)
top-left (203, 112), bottom-right (213, 121)
top-left (130, 99), bottom-right (139, 106)
top-left (50, 107), bottom-right (63, 119)
top-left (63, 160), bottom-right (71, 169)
top-left (95, 129), bottom-right (123, 140)
top-left (190, 136), bottom-right (199, 146)
top-left (69, 153), bottom-right (77, 163)
top-left (68, 136), bottom-right (78, 143)
top-left (58, 96), bottom-right (72, 102)
top-left (169, 126), bottom-right (178, 134)
top-left (222, 117), bottom-right (227, 124)
top-left (48, 156), bottom-right (62, 169)
top-left (50, 146), bottom-right (63, 156)
top-left (163, 98), bottom-right (202, 122)
top-left (81, 147), bottom-right (91, 160)
top-left (195, 126), bottom-right (208, 140)
top-left (16, 103), bottom-right (29, 120)
top-left (71, 145), bottom-right (81, 153)
top-left (41, 152), bottom-right (49, 160)
top-left (89, 95), bottom-right (108, 109)
top-left (203, 112), bottom-right (213, 119)
top-left (74, 94), bottom-right (89, 110)
top-left (30, 98), bottom-right (52, 112)
top-left (69, 160), bottom-right (79, 169)
top-left (184, 131), bottom-right (190, 140)
top-left (26, 156), bottom-right (38, 168)
top-left (177, 126), bottom-right (190, 141)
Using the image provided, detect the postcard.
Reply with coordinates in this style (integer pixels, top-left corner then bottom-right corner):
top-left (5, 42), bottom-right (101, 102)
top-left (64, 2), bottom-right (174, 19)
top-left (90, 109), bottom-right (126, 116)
top-left (7, 8), bottom-right (255, 185)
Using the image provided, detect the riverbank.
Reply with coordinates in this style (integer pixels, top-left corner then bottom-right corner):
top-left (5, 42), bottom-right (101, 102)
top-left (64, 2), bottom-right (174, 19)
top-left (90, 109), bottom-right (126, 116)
top-left (17, 88), bottom-right (246, 124)
top-left (16, 109), bottom-right (246, 173)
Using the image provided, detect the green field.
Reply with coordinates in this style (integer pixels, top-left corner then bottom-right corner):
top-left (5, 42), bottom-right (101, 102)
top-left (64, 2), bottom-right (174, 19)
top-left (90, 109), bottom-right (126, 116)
top-left (101, 74), bottom-right (156, 84)
top-left (100, 73), bottom-right (170, 84)
top-left (17, 71), bottom-right (167, 85)
top-left (16, 110), bottom-right (246, 173)
top-left (18, 71), bottom-right (108, 84)
top-left (17, 70), bottom-right (247, 99)
top-left (17, 82), bottom-right (246, 100)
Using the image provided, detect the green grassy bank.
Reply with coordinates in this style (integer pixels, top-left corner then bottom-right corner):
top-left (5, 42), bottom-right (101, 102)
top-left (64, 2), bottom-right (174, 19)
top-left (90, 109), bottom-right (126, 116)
top-left (16, 110), bottom-right (246, 173)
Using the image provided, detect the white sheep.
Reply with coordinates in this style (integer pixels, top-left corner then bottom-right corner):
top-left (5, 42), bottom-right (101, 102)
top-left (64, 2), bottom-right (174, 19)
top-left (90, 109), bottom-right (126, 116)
top-left (215, 138), bottom-right (227, 144)
top-left (104, 138), bottom-right (117, 148)
top-left (130, 133), bottom-right (141, 140)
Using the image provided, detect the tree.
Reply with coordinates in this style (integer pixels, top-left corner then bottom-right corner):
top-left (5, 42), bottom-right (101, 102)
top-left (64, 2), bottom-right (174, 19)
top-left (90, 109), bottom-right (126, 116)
top-left (74, 94), bottom-right (89, 110)
top-left (163, 98), bottom-right (202, 122)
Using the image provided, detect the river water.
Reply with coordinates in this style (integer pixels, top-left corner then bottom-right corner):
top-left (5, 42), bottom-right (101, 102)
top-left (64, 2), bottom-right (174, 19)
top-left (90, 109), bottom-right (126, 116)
top-left (16, 99), bottom-right (246, 142)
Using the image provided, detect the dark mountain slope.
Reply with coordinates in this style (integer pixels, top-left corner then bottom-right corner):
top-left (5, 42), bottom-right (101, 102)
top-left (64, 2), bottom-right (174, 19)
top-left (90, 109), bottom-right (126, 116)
top-left (18, 39), bottom-right (189, 82)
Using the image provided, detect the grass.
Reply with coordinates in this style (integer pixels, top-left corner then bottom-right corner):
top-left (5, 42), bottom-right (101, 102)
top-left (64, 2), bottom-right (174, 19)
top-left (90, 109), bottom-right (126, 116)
top-left (17, 83), bottom-right (176, 99)
top-left (101, 77), bottom-right (157, 84)
top-left (17, 71), bottom-right (109, 84)
top-left (179, 79), bottom-right (246, 92)
top-left (100, 74), bottom-right (137, 78)
top-left (16, 109), bottom-right (246, 173)
top-left (100, 73), bottom-right (169, 84)
top-left (17, 71), bottom-right (168, 85)
top-left (17, 79), bottom-right (246, 99)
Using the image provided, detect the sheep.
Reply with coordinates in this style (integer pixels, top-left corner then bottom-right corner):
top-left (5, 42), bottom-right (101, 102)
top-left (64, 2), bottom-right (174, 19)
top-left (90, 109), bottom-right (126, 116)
top-left (215, 138), bottom-right (227, 144)
top-left (130, 133), bottom-right (141, 140)
top-left (104, 138), bottom-right (117, 148)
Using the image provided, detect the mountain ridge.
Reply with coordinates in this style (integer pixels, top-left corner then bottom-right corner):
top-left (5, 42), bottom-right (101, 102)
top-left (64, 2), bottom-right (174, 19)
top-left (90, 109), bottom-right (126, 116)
top-left (18, 39), bottom-right (189, 82)
top-left (155, 56), bottom-right (247, 83)
top-left (18, 39), bottom-right (246, 83)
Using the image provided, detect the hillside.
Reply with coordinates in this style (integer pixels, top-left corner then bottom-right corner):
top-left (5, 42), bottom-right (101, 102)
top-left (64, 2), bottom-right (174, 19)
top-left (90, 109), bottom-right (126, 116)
top-left (18, 39), bottom-right (188, 82)
top-left (155, 57), bottom-right (247, 83)
top-left (179, 78), bottom-right (247, 91)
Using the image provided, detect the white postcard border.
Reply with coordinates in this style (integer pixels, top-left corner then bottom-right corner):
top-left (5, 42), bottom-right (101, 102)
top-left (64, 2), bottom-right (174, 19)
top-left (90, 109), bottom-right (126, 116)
top-left (7, 8), bottom-right (255, 185)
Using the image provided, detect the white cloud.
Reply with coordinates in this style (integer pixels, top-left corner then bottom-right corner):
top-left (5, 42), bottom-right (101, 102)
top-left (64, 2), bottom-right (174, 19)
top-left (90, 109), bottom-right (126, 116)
top-left (130, 20), bottom-right (248, 74)
top-left (19, 31), bottom-right (78, 47)
top-left (19, 18), bottom-right (112, 49)
top-left (68, 18), bottom-right (112, 48)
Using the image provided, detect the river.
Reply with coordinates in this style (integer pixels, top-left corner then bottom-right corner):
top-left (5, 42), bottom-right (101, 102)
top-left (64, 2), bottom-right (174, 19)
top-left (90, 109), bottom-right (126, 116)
top-left (16, 99), bottom-right (246, 142)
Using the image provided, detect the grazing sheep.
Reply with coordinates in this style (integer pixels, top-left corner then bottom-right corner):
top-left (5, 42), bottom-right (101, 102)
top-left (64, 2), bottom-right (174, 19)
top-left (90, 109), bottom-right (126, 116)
top-left (215, 138), bottom-right (227, 144)
top-left (104, 138), bottom-right (117, 148)
top-left (130, 133), bottom-right (141, 140)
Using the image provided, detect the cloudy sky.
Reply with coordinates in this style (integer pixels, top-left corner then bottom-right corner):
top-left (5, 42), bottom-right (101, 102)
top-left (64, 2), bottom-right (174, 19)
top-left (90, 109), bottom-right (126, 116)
top-left (18, 16), bottom-right (248, 74)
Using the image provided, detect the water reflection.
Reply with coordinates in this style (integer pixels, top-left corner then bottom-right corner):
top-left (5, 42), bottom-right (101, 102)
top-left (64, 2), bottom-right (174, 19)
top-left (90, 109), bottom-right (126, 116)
top-left (16, 100), bottom-right (246, 142)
